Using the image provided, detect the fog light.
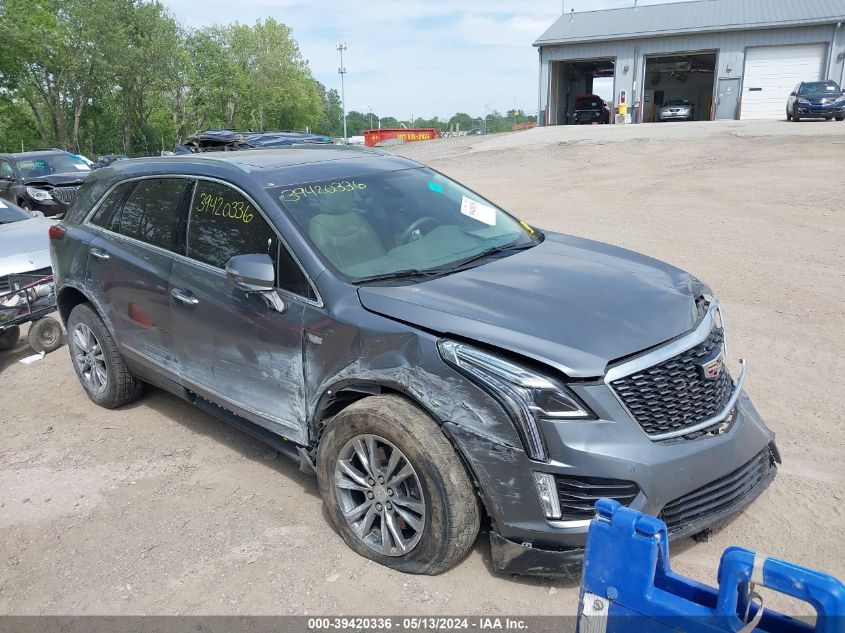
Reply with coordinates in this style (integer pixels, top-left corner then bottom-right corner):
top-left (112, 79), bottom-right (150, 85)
top-left (533, 472), bottom-right (561, 519)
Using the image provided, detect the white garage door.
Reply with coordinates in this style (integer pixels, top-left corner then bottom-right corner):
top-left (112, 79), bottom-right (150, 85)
top-left (741, 44), bottom-right (826, 120)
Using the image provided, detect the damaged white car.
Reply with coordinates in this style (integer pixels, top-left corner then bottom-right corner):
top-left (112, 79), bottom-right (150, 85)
top-left (0, 198), bottom-right (62, 352)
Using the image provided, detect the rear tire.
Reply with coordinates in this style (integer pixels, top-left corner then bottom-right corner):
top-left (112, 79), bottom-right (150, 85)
top-left (28, 317), bottom-right (63, 353)
top-left (317, 394), bottom-right (480, 575)
top-left (0, 326), bottom-right (21, 351)
top-left (837, 115), bottom-right (845, 121)
top-left (786, 110), bottom-right (792, 121)
top-left (67, 303), bottom-right (143, 408)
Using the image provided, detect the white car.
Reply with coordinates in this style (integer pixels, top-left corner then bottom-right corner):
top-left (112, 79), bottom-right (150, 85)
top-left (658, 99), bottom-right (695, 121)
top-left (0, 198), bottom-right (61, 352)
top-left (0, 198), bottom-right (52, 280)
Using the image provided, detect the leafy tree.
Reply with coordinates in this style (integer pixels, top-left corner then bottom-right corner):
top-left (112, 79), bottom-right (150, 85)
top-left (316, 85), bottom-right (343, 137)
top-left (449, 112), bottom-right (474, 132)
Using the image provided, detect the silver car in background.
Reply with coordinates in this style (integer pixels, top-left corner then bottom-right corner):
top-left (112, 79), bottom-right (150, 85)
top-left (658, 99), bottom-right (695, 121)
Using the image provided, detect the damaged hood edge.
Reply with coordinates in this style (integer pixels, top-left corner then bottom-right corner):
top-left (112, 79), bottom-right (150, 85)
top-left (358, 232), bottom-right (703, 378)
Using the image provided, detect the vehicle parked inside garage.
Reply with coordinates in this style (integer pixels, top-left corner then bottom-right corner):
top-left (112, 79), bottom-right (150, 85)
top-left (786, 80), bottom-right (845, 122)
top-left (0, 150), bottom-right (91, 217)
top-left (50, 146), bottom-right (779, 576)
top-left (572, 94), bottom-right (610, 124)
top-left (658, 99), bottom-right (696, 121)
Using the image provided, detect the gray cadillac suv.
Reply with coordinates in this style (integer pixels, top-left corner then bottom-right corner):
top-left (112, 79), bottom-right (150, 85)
top-left (50, 146), bottom-right (779, 576)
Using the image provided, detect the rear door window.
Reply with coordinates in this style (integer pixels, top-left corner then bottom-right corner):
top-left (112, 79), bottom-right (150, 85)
top-left (118, 178), bottom-right (191, 252)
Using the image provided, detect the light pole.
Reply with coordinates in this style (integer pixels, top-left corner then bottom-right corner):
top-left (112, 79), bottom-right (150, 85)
top-left (337, 42), bottom-right (348, 143)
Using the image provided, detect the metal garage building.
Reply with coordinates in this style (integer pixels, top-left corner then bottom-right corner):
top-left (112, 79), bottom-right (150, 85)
top-left (535, 0), bottom-right (845, 124)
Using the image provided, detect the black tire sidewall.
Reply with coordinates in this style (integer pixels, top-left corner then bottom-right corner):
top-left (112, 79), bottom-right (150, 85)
top-left (67, 304), bottom-right (122, 407)
top-left (317, 400), bottom-right (468, 574)
top-left (28, 318), bottom-right (63, 353)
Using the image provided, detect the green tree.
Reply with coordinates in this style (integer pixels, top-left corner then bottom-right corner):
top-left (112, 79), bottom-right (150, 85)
top-left (316, 85), bottom-right (343, 137)
top-left (449, 112), bottom-right (474, 132)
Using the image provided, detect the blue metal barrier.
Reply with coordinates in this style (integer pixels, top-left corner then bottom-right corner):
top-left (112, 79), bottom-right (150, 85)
top-left (578, 499), bottom-right (845, 633)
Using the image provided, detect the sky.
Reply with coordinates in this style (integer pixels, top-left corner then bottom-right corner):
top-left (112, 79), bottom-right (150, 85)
top-left (160, 0), bottom-right (681, 120)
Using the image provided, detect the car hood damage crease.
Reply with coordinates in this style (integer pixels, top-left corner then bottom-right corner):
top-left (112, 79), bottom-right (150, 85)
top-left (358, 232), bottom-right (702, 378)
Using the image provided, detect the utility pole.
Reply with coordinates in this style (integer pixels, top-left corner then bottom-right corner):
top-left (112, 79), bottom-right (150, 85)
top-left (337, 42), bottom-right (348, 143)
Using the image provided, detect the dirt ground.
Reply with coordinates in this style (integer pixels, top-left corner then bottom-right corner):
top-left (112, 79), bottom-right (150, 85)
top-left (1, 120), bottom-right (843, 616)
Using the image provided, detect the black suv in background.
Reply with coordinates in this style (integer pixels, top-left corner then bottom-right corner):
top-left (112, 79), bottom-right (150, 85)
top-left (0, 150), bottom-right (92, 217)
top-left (787, 80), bottom-right (845, 121)
top-left (572, 94), bottom-right (611, 124)
top-left (50, 147), bottom-right (778, 577)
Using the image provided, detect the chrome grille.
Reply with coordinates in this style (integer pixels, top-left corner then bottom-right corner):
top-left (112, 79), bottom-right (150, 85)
top-left (51, 186), bottom-right (81, 204)
top-left (610, 327), bottom-right (733, 439)
top-left (660, 449), bottom-right (774, 533)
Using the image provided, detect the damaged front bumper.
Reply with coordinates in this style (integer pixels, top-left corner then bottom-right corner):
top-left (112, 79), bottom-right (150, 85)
top-left (488, 447), bottom-right (777, 577)
top-left (444, 388), bottom-right (779, 578)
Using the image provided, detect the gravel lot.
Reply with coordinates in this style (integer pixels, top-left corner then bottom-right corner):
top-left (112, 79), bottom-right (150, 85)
top-left (1, 120), bottom-right (843, 616)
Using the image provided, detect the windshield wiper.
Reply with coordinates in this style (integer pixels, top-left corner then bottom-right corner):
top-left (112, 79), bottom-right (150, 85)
top-left (353, 268), bottom-right (445, 284)
top-left (354, 241), bottom-right (538, 285)
top-left (446, 241), bottom-right (536, 271)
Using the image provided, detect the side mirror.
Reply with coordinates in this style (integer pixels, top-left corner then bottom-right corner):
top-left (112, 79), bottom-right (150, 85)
top-left (225, 253), bottom-right (275, 292)
top-left (790, 92), bottom-right (797, 96)
top-left (0, 174), bottom-right (13, 181)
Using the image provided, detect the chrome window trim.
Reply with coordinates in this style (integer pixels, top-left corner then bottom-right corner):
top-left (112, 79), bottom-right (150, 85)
top-left (603, 300), bottom-right (746, 442)
top-left (81, 174), bottom-right (323, 308)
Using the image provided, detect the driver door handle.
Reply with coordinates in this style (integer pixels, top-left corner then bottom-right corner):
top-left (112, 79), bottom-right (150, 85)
top-left (90, 247), bottom-right (110, 261)
top-left (170, 287), bottom-right (199, 306)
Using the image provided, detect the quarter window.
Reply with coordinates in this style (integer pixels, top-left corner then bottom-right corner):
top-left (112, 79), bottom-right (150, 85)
top-left (119, 178), bottom-right (190, 251)
top-left (0, 160), bottom-right (13, 180)
top-left (89, 182), bottom-right (134, 231)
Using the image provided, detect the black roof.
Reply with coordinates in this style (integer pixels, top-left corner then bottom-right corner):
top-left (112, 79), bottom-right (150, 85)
top-left (99, 146), bottom-right (422, 189)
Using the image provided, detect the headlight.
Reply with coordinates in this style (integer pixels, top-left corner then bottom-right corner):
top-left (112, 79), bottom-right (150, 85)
top-left (25, 186), bottom-right (52, 201)
top-left (438, 340), bottom-right (592, 461)
top-left (797, 98), bottom-right (811, 105)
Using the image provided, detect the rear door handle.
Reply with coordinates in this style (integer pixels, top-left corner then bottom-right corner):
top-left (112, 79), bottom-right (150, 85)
top-left (170, 287), bottom-right (199, 306)
top-left (90, 247), bottom-right (110, 261)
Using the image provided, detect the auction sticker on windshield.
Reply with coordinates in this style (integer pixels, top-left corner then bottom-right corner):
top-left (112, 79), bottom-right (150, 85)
top-left (460, 195), bottom-right (496, 226)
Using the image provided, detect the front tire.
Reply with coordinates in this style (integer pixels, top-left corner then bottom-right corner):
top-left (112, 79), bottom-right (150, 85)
top-left (317, 395), bottom-right (480, 575)
top-left (67, 303), bottom-right (143, 408)
top-left (836, 115), bottom-right (845, 121)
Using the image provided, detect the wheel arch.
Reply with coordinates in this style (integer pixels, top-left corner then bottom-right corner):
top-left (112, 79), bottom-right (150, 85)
top-left (309, 380), bottom-right (490, 519)
top-left (56, 284), bottom-right (93, 326)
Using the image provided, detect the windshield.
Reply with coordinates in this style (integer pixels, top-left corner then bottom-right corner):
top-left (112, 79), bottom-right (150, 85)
top-left (576, 96), bottom-right (604, 108)
top-left (270, 167), bottom-right (539, 282)
top-left (0, 200), bottom-right (32, 224)
top-left (15, 154), bottom-right (90, 179)
top-left (799, 81), bottom-right (840, 95)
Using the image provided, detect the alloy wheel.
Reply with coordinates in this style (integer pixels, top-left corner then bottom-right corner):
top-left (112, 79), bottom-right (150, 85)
top-left (72, 323), bottom-right (108, 393)
top-left (334, 434), bottom-right (426, 557)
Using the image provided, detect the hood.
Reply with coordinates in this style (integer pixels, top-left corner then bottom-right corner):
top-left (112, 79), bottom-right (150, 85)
top-left (0, 217), bottom-right (53, 277)
top-left (23, 172), bottom-right (89, 187)
top-left (798, 92), bottom-right (845, 103)
top-left (358, 232), bottom-right (704, 378)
